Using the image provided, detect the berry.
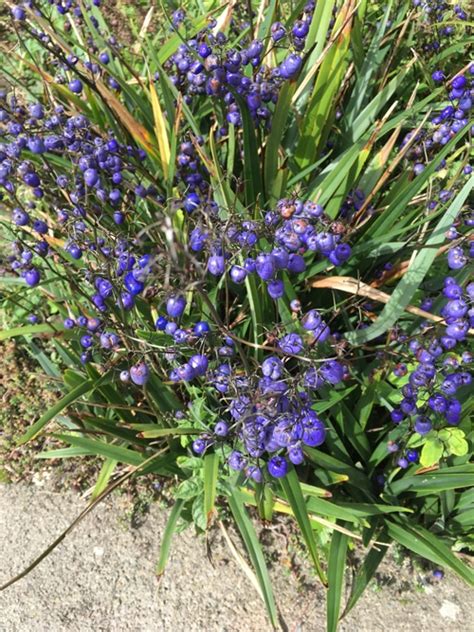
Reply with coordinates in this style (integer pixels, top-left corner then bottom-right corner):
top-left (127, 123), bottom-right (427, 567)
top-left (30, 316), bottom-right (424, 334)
top-left (214, 420), bottom-right (229, 437)
top-left (68, 79), bottom-right (83, 94)
top-left (192, 438), bottom-right (207, 454)
top-left (166, 295), bottom-right (186, 318)
top-left (292, 20), bottom-right (309, 38)
top-left (268, 455), bottom-right (288, 478)
top-left (24, 268), bottom-right (40, 287)
top-left (130, 362), bottom-right (149, 386)
top-left (12, 6), bottom-right (26, 20)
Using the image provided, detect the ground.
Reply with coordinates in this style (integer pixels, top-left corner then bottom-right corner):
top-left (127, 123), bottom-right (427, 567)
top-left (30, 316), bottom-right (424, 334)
top-left (0, 483), bottom-right (472, 632)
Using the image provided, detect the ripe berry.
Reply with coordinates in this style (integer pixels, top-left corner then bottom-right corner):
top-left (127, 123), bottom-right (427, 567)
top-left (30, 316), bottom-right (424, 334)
top-left (68, 79), bottom-right (83, 94)
top-left (166, 294), bottom-right (186, 318)
top-left (124, 271), bottom-right (144, 295)
top-left (292, 20), bottom-right (309, 38)
top-left (279, 54), bottom-right (302, 79)
top-left (267, 279), bottom-right (284, 299)
top-left (192, 438), bottom-right (207, 455)
top-left (414, 416), bottom-right (432, 435)
top-left (214, 420), bottom-right (229, 437)
top-left (130, 362), bottom-right (149, 386)
top-left (12, 6), bottom-right (26, 20)
top-left (268, 455), bottom-right (288, 478)
top-left (193, 321), bottom-right (210, 336)
top-left (24, 268), bottom-right (40, 287)
top-left (406, 449), bottom-right (419, 463)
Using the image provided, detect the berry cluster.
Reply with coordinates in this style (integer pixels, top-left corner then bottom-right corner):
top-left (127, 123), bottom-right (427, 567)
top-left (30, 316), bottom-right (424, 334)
top-left (388, 274), bottom-right (473, 466)
top-left (187, 308), bottom-right (346, 479)
top-left (404, 69), bottom-right (473, 177)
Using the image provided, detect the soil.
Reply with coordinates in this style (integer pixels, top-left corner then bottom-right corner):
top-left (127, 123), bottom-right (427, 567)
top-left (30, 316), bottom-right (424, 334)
top-left (0, 483), bottom-right (473, 632)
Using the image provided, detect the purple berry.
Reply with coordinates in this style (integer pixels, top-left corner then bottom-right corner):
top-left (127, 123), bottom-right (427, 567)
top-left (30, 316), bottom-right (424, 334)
top-left (166, 295), bottom-right (186, 318)
top-left (130, 362), bottom-right (149, 386)
top-left (268, 455), bottom-right (288, 478)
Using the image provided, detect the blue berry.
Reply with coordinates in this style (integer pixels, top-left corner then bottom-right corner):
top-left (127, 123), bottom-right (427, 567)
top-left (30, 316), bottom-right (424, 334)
top-left (130, 362), bottom-right (149, 386)
top-left (24, 268), bottom-right (40, 287)
top-left (68, 79), bottom-right (83, 94)
top-left (166, 295), bottom-right (186, 318)
top-left (268, 455), bottom-right (288, 478)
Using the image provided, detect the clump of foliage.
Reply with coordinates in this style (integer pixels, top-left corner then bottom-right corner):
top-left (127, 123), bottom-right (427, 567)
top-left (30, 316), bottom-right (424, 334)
top-left (0, 0), bottom-right (473, 627)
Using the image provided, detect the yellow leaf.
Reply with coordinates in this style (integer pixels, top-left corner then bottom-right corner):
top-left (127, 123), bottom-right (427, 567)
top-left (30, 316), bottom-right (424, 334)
top-left (149, 80), bottom-right (171, 178)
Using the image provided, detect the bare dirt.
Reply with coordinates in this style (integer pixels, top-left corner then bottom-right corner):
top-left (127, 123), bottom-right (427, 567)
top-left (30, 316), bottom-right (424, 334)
top-left (0, 483), bottom-right (472, 632)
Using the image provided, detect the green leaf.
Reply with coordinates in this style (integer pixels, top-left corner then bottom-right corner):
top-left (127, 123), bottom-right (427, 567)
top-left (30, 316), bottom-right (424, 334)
top-left (55, 434), bottom-right (145, 466)
top-left (192, 493), bottom-right (207, 532)
top-left (227, 486), bottom-right (278, 628)
top-left (347, 174), bottom-right (474, 343)
top-left (35, 447), bottom-right (94, 459)
top-left (263, 81), bottom-right (295, 201)
top-left (304, 447), bottom-right (373, 496)
top-left (327, 530), bottom-right (348, 632)
top-left (344, 533), bottom-right (389, 615)
top-left (255, 483), bottom-right (274, 521)
top-left (0, 322), bottom-right (66, 341)
top-left (280, 467), bottom-right (327, 584)
top-left (156, 499), bottom-right (186, 576)
top-left (386, 520), bottom-right (474, 586)
top-left (388, 465), bottom-right (474, 495)
top-left (295, 2), bottom-right (353, 167)
top-left (138, 427), bottom-right (196, 438)
top-left (18, 378), bottom-right (95, 444)
top-left (175, 478), bottom-right (202, 501)
top-left (203, 452), bottom-right (219, 526)
top-left (238, 96), bottom-right (264, 206)
top-left (441, 429), bottom-right (469, 457)
top-left (92, 458), bottom-right (118, 499)
top-left (420, 437), bottom-right (444, 467)
top-left (145, 373), bottom-right (182, 413)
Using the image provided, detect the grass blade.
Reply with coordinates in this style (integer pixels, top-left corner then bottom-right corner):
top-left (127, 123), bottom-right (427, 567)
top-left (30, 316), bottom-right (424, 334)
top-left (386, 520), bottom-right (474, 586)
top-left (203, 452), bottom-right (219, 526)
top-left (327, 530), bottom-right (348, 632)
top-left (343, 536), bottom-right (389, 616)
top-left (55, 434), bottom-right (145, 466)
top-left (18, 378), bottom-right (95, 444)
top-left (280, 467), bottom-right (327, 584)
top-left (0, 322), bottom-right (66, 341)
top-left (227, 485), bottom-right (278, 627)
top-left (156, 499), bottom-right (186, 577)
top-left (347, 174), bottom-right (474, 344)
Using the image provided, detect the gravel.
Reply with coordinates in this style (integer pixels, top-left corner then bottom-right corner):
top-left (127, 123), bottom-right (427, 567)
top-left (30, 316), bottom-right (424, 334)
top-left (0, 484), bottom-right (472, 632)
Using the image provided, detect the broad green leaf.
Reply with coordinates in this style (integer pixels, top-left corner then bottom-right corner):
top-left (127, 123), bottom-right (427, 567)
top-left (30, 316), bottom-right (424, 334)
top-left (388, 465), bottom-right (474, 495)
top-left (255, 482), bottom-right (274, 521)
top-left (35, 447), bottom-right (94, 459)
top-left (138, 427), bottom-right (196, 438)
top-left (238, 96), bottom-right (264, 206)
top-left (92, 458), bottom-right (118, 499)
top-left (420, 438), bottom-right (444, 468)
top-left (263, 81), bottom-right (295, 201)
top-left (295, 1), bottom-right (354, 167)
